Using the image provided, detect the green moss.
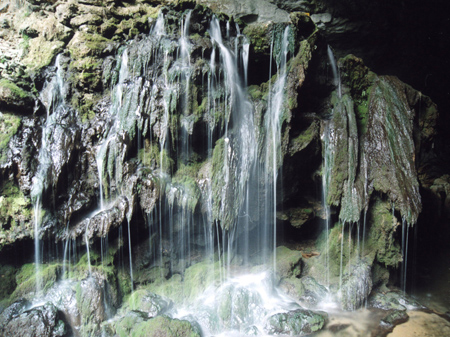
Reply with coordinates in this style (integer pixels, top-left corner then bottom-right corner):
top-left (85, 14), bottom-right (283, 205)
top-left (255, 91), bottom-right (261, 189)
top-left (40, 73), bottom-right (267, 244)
top-left (147, 274), bottom-right (184, 303)
top-left (139, 142), bottom-right (174, 173)
top-left (181, 260), bottom-right (221, 302)
top-left (0, 79), bottom-right (31, 100)
top-left (289, 121), bottom-right (318, 156)
top-left (117, 315), bottom-right (200, 337)
top-left (171, 163), bottom-right (202, 211)
top-left (365, 199), bottom-right (402, 267)
top-left (0, 181), bottom-right (32, 244)
top-left (0, 265), bottom-right (16, 301)
top-left (20, 33), bottom-right (31, 54)
top-left (68, 32), bottom-right (110, 59)
top-left (22, 37), bottom-right (65, 71)
top-left (243, 22), bottom-right (272, 55)
top-left (248, 85), bottom-right (263, 101)
top-left (0, 113), bottom-right (21, 164)
top-left (11, 263), bottom-right (61, 300)
top-left (146, 260), bottom-right (221, 305)
top-left (272, 246), bottom-right (302, 281)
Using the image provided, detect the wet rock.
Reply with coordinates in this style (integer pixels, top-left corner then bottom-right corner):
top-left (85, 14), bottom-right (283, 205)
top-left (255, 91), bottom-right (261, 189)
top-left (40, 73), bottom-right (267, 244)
top-left (67, 196), bottom-right (129, 240)
top-left (299, 276), bottom-right (328, 305)
top-left (369, 291), bottom-right (423, 311)
top-left (197, 0), bottom-right (289, 23)
top-left (44, 281), bottom-right (81, 333)
top-left (277, 207), bottom-right (314, 229)
top-left (217, 283), bottom-right (265, 330)
top-left (381, 309), bottom-right (409, 326)
top-left (264, 308), bottom-right (327, 335)
top-left (76, 276), bottom-right (115, 336)
top-left (340, 259), bottom-right (372, 311)
top-left (128, 290), bottom-right (173, 318)
top-left (273, 246), bottom-right (302, 281)
top-left (113, 313), bottom-right (201, 337)
top-left (0, 299), bottom-right (30, 331)
top-left (1, 302), bottom-right (65, 337)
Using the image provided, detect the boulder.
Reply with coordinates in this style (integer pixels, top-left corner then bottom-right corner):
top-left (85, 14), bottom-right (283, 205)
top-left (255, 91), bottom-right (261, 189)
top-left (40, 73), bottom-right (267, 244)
top-left (1, 302), bottom-right (65, 337)
top-left (128, 290), bottom-right (173, 318)
top-left (0, 79), bottom-right (35, 114)
top-left (264, 308), bottom-right (327, 336)
top-left (340, 259), bottom-right (372, 311)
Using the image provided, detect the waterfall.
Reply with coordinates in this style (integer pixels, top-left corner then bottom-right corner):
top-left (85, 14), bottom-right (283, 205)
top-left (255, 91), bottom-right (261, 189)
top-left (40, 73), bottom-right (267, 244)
top-left (321, 120), bottom-right (332, 287)
top-left (264, 26), bottom-right (291, 270)
top-left (31, 54), bottom-right (67, 293)
top-left (327, 45), bottom-right (341, 98)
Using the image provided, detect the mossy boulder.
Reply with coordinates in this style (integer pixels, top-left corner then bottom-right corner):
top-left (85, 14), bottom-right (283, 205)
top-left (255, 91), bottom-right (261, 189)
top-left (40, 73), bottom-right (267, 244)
top-left (278, 207), bottom-right (314, 229)
top-left (273, 246), bottom-right (302, 281)
top-left (243, 22), bottom-right (272, 56)
top-left (365, 199), bottom-right (402, 268)
top-left (0, 113), bottom-right (22, 164)
top-left (128, 290), bottom-right (173, 317)
top-left (340, 259), bottom-right (372, 311)
top-left (21, 36), bottom-right (65, 71)
top-left (11, 263), bottom-right (61, 301)
top-left (0, 182), bottom-right (33, 251)
top-left (216, 282), bottom-right (265, 330)
top-left (299, 276), bottom-right (328, 305)
top-left (0, 79), bottom-right (34, 113)
top-left (1, 301), bottom-right (66, 337)
top-left (264, 308), bottom-right (327, 336)
top-left (381, 309), bottom-right (409, 326)
top-left (67, 31), bottom-right (110, 59)
top-left (112, 313), bottom-right (201, 337)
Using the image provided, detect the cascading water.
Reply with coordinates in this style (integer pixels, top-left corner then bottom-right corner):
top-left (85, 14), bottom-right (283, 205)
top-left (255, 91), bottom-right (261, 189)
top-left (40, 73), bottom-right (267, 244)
top-left (31, 54), bottom-right (67, 292)
top-left (327, 45), bottom-right (341, 98)
top-left (263, 26), bottom-right (291, 270)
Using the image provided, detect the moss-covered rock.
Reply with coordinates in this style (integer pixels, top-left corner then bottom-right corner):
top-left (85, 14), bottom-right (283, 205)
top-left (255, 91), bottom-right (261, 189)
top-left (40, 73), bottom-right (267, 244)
top-left (0, 113), bottom-right (22, 164)
top-left (289, 121), bottom-right (319, 156)
top-left (128, 290), bottom-right (172, 317)
top-left (264, 308), bottom-right (327, 335)
top-left (0, 181), bottom-right (33, 251)
top-left (278, 207), bottom-right (314, 229)
top-left (242, 22), bottom-right (272, 56)
top-left (365, 199), bottom-right (402, 268)
top-left (67, 31), bottom-right (110, 59)
top-left (0, 79), bottom-right (34, 113)
top-left (272, 246), bottom-right (302, 281)
top-left (21, 36), bottom-right (65, 71)
top-left (0, 265), bottom-right (16, 301)
top-left (11, 263), bottom-right (61, 301)
top-left (340, 259), bottom-right (372, 311)
top-left (114, 314), bottom-right (201, 337)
